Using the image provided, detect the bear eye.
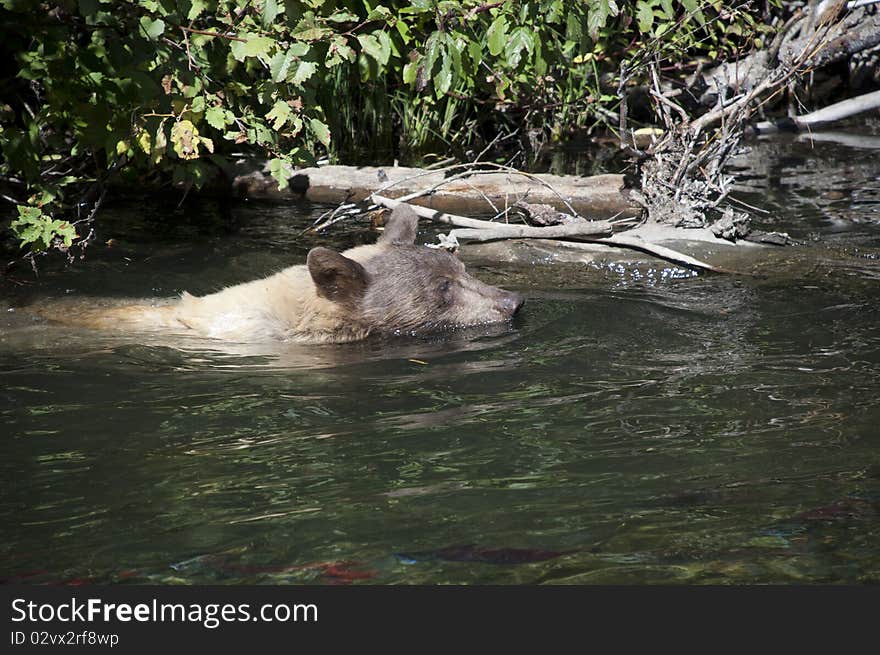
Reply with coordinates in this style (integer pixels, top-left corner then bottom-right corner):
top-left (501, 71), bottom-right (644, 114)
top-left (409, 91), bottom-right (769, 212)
top-left (438, 279), bottom-right (453, 295)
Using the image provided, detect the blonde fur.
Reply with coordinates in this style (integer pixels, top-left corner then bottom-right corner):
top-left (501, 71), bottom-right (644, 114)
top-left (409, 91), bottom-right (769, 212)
top-left (28, 205), bottom-right (523, 344)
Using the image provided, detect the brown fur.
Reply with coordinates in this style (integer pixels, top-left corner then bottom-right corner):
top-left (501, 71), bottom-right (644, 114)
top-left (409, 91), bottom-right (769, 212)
top-left (30, 204), bottom-right (524, 343)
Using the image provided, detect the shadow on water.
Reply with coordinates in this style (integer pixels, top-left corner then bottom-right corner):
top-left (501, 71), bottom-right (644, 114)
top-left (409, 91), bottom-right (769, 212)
top-left (2, 130), bottom-right (880, 585)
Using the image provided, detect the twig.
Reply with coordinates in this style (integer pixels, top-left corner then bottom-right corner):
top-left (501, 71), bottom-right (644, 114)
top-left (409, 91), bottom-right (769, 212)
top-left (464, 1), bottom-right (507, 19)
top-left (424, 156), bottom-right (457, 170)
top-left (448, 220), bottom-right (618, 243)
top-left (306, 202), bottom-right (358, 233)
top-left (374, 196), bottom-right (645, 248)
top-left (726, 195), bottom-right (770, 214)
top-left (173, 24), bottom-right (247, 42)
top-left (372, 194), bottom-right (520, 230)
top-left (618, 60), bottom-right (629, 149)
top-left (459, 178), bottom-right (501, 215)
top-left (474, 128), bottom-right (518, 162)
top-left (650, 62), bottom-right (689, 127)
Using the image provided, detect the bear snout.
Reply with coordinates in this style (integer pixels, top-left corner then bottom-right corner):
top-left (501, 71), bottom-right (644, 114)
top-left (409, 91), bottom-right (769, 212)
top-left (496, 291), bottom-right (525, 318)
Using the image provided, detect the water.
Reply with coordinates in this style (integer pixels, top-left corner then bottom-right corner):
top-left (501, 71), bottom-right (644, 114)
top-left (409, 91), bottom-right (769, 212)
top-left (2, 133), bottom-right (879, 585)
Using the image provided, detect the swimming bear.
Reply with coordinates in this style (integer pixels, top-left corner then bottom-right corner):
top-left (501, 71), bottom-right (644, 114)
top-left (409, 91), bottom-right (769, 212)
top-left (30, 203), bottom-right (524, 343)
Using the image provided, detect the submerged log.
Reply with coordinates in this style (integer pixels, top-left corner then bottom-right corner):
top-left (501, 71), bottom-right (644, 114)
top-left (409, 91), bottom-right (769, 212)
top-left (459, 223), bottom-right (766, 275)
top-left (232, 164), bottom-right (641, 219)
top-left (753, 89), bottom-right (880, 133)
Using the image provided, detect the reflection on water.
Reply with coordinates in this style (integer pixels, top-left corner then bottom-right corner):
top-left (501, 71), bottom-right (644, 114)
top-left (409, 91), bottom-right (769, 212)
top-left (2, 134), bottom-right (880, 585)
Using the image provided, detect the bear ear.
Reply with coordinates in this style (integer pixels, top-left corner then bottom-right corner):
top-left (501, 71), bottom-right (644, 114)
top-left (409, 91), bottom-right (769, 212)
top-left (307, 247), bottom-right (369, 303)
top-left (378, 203), bottom-right (419, 245)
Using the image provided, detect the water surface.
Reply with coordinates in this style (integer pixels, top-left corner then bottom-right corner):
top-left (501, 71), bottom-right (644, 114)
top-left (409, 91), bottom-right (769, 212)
top-left (2, 133), bottom-right (879, 584)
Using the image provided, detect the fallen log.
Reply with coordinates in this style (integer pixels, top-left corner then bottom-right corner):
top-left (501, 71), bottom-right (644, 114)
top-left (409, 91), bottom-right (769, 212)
top-left (233, 164), bottom-right (640, 218)
top-left (794, 131), bottom-right (880, 148)
top-left (373, 194), bottom-right (732, 274)
top-left (372, 193), bottom-right (622, 241)
top-left (752, 89), bottom-right (880, 133)
top-left (447, 223), bottom-right (616, 242)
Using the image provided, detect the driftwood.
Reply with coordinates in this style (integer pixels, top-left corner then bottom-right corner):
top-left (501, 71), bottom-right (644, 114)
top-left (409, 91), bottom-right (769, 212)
top-left (372, 194), bottom-right (623, 241)
top-left (795, 131), bottom-right (880, 148)
top-left (753, 89), bottom-right (880, 133)
top-left (445, 224), bottom-right (615, 242)
top-left (371, 192), bottom-right (728, 274)
top-left (234, 163), bottom-right (640, 218)
top-left (631, 1), bottom-right (880, 239)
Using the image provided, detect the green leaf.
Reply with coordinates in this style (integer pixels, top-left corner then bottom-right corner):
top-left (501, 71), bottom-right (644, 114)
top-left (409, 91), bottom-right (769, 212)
top-left (293, 18), bottom-right (332, 41)
top-left (268, 158), bottom-right (292, 190)
top-left (11, 206), bottom-right (77, 251)
top-left (446, 33), bottom-right (461, 80)
top-left (366, 6), bottom-right (393, 22)
top-left (505, 27), bottom-right (534, 69)
top-left (357, 32), bottom-right (390, 67)
top-left (487, 15), bottom-right (508, 57)
top-left (290, 42), bottom-right (310, 57)
top-left (187, 0), bottom-right (209, 20)
top-left (135, 127), bottom-right (152, 154)
top-left (230, 34), bottom-right (276, 62)
top-left (636, 2), bottom-right (654, 33)
top-left (138, 17), bottom-right (165, 41)
top-left (266, 100), bottom-right (291, 130)
top-left (326, 37), bottom-right (355, 67)
top-left (680, 0), bottom-right (705, 25)
top-left (171, 119), bottom-right (201, 160)
top-left (54, 220), bottom-right (77, 247)
top-left (152, 122), bottom-right (168, 165)
top-left (434, 58), bottom-right (452, 98)
top-left (402, 59), bottom-right (419, 85)
top-left (399, 0), bottom-right (433, 14)
top-left (205, 106), bottom-right (230, 130)
top-left (262, 0), bottom-right (281, 28)
top-left (565, 12), bottom-right (583, 42)
top-left (587, 0), bottom-right (617, 38)
top-left (309, 118), bottom-right (330, 147)
top-left (378, 30), bottom-right (396, 60)
top-left (290, 60), bottom-right (317, 85)
top-left (269, 48), bottom-right (296, 83)
top-left (326, 11), bottom-right (359, 23)
top-left (424, 32), bottom-right (442, 75)
top-left (468, 40), bottom-right (482, 68)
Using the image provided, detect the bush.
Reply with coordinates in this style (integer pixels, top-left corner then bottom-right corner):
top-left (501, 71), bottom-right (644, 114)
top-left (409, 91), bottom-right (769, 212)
top-left (0, 0), bottom-right (776, 256)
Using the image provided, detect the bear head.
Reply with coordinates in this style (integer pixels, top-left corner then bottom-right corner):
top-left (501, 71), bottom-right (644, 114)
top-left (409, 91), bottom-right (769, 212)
top-left (306, 204), bottom-right (524, 337)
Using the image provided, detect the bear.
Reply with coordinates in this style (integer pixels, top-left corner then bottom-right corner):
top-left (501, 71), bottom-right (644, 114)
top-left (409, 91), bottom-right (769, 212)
top-left (30, 203), bottom-right (524, 343)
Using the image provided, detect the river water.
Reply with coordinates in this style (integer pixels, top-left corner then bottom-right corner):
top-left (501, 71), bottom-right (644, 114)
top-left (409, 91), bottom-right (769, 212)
top-left (2, 132), bottom-right (878, 584)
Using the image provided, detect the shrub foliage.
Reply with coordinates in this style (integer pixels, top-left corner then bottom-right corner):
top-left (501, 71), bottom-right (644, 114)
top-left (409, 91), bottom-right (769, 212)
top-left (0, 0), bottom-right (774, 255)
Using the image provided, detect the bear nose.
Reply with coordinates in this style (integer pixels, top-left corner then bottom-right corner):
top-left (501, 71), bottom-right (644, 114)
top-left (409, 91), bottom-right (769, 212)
top-left (496, 292), bottom-right (524, 317)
